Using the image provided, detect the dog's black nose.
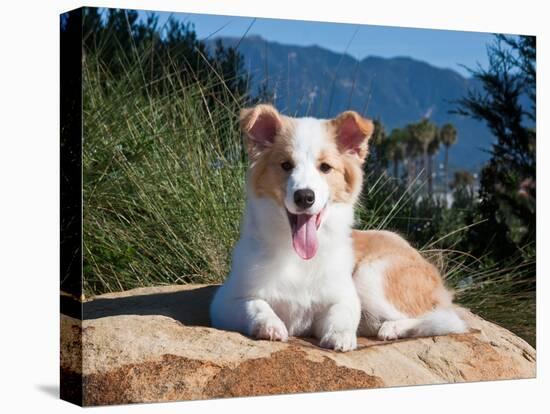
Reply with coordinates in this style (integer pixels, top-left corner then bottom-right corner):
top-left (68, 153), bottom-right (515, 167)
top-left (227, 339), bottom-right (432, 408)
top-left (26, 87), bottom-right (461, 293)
top-left (294, 189), bottom-right (315, 209)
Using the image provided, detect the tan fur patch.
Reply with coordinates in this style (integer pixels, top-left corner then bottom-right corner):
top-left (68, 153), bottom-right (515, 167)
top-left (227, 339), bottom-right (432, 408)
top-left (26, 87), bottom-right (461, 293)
top-left (240, 105), bottom-right (297, 205)
top-left (316, 147), bottom-right (360, 203)
top-left (322, 121), bottom-right (368, 203)
top-left (329, 111), bottom-right (374, 161)
top-left (352, 230), bottom-right (452, 317)
top-left (240, 104), bottom-right (283, 157)
top-left (241, 105), bottom-right (372, 207)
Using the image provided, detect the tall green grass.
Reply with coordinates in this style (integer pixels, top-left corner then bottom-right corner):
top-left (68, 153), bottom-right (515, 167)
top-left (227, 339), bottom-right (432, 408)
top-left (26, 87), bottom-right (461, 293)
top-left (82, 49), bottom-right (535, 346)
top-left (83, 51), bottom-right (247, 294)
top-left (443, 250), bottom-right (535, 346)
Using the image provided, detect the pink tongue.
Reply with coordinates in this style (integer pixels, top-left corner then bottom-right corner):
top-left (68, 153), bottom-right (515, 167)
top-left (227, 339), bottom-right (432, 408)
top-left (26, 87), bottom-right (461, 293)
top-left (292, 214), bottom-right (318, 260)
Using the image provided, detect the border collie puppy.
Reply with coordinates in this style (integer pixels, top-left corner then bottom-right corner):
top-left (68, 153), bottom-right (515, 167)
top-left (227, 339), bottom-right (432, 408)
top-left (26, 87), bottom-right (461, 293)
top-left (210, 104), bottom-right (467, 351)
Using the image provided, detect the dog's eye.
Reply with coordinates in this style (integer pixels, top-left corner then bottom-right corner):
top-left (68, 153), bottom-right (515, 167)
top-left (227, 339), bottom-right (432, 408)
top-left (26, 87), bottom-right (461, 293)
top-left (281, 161), bottom-right (294, 171)
top-left (319, 162), bottom-right (332, 173)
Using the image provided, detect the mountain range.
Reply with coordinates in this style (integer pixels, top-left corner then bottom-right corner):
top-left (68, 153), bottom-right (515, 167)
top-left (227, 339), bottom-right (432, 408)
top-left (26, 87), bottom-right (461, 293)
top-left (207, 35), bottom-right (493, 171)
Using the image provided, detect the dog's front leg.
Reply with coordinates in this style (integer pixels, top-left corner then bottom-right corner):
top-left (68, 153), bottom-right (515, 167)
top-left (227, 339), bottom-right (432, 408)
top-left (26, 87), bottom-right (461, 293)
top-left (244, 299), bottom-right (289, 342)
top-left (314, 300), bottom-right (360, 352)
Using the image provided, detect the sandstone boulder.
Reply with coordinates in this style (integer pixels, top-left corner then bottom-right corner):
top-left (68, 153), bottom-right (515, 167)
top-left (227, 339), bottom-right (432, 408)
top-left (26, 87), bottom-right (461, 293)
top-left (60, 284), bottom-right (536, 406)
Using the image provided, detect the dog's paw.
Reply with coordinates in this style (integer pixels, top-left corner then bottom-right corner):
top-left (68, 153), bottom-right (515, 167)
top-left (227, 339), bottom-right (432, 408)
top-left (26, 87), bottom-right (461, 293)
top-left (252, 318), bottom-right (289, 342)
top-left (319, 331), bottom-right (357, 352)
top-left (377, 320), bottom-right (400, 341)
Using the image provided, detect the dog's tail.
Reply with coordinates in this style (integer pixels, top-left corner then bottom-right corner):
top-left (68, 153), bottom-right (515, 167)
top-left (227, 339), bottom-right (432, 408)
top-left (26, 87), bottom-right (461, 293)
top-left (408, 307), bottom-right (468, 337)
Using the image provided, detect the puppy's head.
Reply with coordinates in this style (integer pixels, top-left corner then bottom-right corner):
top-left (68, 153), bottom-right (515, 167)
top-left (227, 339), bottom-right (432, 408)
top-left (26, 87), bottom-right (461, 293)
top-left (240, 104), bottom-right (373, 259)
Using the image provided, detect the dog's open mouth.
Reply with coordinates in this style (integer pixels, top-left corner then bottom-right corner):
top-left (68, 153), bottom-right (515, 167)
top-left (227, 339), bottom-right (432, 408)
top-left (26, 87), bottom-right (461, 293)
top-left (286, 208), bottom-right (325, 260)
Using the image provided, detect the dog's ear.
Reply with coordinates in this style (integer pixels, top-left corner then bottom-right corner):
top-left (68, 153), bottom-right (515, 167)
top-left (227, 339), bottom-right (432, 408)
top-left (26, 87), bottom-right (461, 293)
top-left (331, 111), bottom-right (374, 161)
top-left (240, 104), bottom-right (282, 153)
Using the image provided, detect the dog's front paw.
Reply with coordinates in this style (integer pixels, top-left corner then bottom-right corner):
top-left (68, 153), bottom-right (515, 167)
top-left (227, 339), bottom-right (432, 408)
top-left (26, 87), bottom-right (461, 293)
top-left (377, 320), bottom-right (400, 341)
top-left (319, 331), bottom-right (357, 352)
top-left (252, 318), bottom-right (289, 342)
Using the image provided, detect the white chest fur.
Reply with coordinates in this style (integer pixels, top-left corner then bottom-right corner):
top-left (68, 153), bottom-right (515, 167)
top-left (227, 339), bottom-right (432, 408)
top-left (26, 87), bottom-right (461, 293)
top-left (211, 196), bottom-right (359, 337)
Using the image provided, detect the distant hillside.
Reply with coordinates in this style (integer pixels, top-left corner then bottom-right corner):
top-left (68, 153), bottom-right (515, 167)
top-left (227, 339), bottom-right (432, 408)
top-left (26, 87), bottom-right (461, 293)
top-left (207, 35), bottom-right (493, 171)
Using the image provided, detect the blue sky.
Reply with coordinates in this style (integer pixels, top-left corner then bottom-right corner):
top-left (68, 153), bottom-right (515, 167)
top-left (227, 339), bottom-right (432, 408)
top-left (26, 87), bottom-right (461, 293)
top-left (136, 10), bottom-right (495, 77)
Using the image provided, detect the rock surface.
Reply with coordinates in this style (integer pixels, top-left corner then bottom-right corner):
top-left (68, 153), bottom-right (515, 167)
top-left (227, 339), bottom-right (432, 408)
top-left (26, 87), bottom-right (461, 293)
top-left (61, 284), bottom-right (536, 406)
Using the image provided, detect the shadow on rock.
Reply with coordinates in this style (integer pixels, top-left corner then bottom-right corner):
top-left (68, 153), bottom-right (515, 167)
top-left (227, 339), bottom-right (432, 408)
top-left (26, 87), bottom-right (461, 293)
top-left (79, 285), bottom-right (219, 326)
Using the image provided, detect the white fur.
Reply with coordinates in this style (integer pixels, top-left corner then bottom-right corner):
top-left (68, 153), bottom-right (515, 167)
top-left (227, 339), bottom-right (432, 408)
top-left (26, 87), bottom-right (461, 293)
top-left (210, 117), bottom-right (361, 351)
top-left (353, 259), bottom-right (408, 337)
top-left (284, 118), bottom-right (330, 215)
top-left (210, 195), bottom-right (361, 351)
top-left (376, 309), bottom-right (468, 340)
top-left (210, 114), bottom-right (466, 351)
top-left (353, 258), bottom-right (467, 340)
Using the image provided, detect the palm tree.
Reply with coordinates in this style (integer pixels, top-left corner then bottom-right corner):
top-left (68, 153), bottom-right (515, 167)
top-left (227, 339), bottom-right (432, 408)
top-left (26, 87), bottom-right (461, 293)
top-left (372, 119), bottom-right (386, 145)
top-left (371, 119), bottom-right (387, 168)
top-left (439, 123), bottom-right (458, 195)
top-left (427, 134), bottom-right (441, 197)
top-left (403, 124), bottom-right (422, 186)
top-left (451, 169), bottom-right (475, 207)
top-left (410, 119), bottom-right (438, 194)
top-left (386, 128), bottom-right (405, 180)
top-left (452, 169), bottom-right (475, 190)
